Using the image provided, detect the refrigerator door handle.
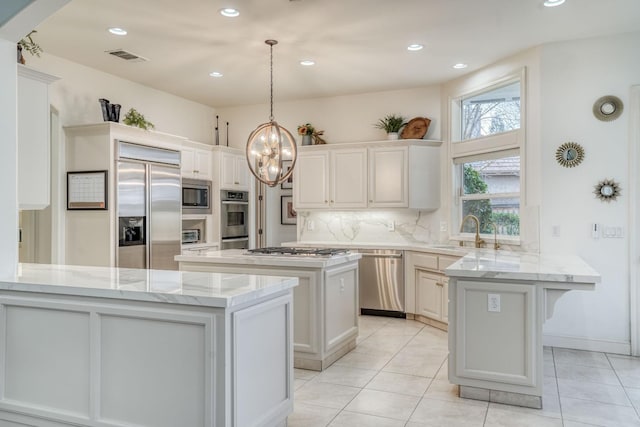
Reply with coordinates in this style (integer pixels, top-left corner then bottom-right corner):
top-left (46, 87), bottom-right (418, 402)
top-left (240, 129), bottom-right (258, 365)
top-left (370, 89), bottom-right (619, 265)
top-left (146, 164), bottom-right (151, 269)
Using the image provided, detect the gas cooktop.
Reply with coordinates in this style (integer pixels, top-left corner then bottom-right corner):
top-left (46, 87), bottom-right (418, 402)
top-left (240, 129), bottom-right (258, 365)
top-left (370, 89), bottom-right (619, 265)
top-left (245, 247), bottom-right (350, 257)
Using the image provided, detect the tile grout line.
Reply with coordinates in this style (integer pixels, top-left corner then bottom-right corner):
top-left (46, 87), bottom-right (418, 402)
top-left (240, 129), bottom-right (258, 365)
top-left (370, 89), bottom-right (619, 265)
top-left (551, 347), bottom-right (566, 427)
top-left (605, 352), bottom-right (640, 421)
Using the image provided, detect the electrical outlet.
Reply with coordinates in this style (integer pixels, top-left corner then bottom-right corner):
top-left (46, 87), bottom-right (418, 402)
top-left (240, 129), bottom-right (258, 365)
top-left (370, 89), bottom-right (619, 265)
top-left (552, 225), bottom-right (560, 237)
top-left (488, 294), bottom-right (501, 312)
top-left (440, 221), bottom-right (448, 232)
top-left (307, 220), bottom-right (314, 231)
top-left (387, 220), bottom-right (395, 231)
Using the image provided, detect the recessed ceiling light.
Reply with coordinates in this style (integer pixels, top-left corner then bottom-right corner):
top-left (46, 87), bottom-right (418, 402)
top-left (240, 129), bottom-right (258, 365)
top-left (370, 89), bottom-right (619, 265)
top-left (219, 8), bottom-right (239, 17)
top-left (300, 60), bottom-right (315, 66)
top-left (453, 63), bottom-right (468, 69)
top-left (108, 27), bottom-right (127, 36)
top-left (543, 0), bottom-right (565, 7)
top-left (407, 44), bottom-right (424, 51)
top-left (209, 71), bottom-right (223, 77)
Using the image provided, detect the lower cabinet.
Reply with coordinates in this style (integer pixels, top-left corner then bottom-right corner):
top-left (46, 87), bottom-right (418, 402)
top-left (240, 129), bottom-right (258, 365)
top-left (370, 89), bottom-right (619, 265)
top-left (406, 251), bottom-right (460, 330)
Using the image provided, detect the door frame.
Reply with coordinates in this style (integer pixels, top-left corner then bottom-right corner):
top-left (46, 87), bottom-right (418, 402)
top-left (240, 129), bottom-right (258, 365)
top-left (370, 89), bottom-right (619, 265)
top-left (630, 85), bottom-right (640, 355)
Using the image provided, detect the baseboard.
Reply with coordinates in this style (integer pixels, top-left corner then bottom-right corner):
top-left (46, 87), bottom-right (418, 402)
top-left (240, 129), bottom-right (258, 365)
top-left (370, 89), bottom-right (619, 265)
top-left (543, 333), bottom-right (630, 355)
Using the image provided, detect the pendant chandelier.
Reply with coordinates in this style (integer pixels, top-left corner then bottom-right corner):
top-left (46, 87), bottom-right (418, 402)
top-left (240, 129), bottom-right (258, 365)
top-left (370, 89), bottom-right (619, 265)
top-left (246, 40), bottom-right (297, 187)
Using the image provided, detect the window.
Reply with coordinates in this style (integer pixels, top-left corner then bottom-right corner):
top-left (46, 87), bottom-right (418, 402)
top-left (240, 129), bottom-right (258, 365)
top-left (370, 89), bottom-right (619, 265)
top-left (461, 81), bottom-right (521, 141)
top-left (451, 71), bottom-right (524, 242)
top-left (458, 153), bottom-right (520, 236)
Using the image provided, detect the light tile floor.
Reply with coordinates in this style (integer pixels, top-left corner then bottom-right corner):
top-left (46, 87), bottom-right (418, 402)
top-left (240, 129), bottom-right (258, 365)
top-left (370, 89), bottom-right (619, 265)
top-left (289, 316), bottom-right (640, 427)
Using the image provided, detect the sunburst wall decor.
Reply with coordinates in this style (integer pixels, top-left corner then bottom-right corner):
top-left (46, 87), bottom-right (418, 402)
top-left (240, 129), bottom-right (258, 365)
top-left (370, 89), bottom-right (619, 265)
top-left (594, 178), bottom-right (621, 202)
top-left (555, 142), bottom-right (584, 168)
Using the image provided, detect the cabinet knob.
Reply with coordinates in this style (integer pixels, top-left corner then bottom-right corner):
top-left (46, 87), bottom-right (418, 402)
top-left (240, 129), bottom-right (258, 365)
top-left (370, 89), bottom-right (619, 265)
top-left (234, 181), bottom-right (239, 185)
top-left (369, 200), bottom-right (373, 203)
top-left (324, 200), bottom-right (328, 203)
top-left (330, 200), bottom-right (334, 203)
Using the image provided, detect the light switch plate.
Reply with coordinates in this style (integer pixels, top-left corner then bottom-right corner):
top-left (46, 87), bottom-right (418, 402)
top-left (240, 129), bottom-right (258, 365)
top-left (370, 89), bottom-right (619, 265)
top-left (488, 294), bottom-right (501, 312)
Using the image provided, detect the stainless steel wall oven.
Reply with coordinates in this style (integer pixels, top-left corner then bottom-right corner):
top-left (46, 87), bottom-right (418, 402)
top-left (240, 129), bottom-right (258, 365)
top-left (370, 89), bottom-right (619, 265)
top-left (220, 190), bottom-right (249, 249)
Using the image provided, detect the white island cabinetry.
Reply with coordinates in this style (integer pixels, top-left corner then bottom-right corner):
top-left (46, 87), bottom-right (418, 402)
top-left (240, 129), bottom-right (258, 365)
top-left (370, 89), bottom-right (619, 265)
top-left (177, 249), bottom-right (362, 370)
top-left (0, 264), bottom-right (297, 427)
top-left (294, 139), bottom-right (441, 210)
top-left (446, 251), bottom-right (600, 409)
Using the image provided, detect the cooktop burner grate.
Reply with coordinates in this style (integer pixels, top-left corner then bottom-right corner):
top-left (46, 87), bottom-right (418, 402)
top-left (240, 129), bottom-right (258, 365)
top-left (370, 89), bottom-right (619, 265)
top-left (245, 247), bottom-right (349, 257)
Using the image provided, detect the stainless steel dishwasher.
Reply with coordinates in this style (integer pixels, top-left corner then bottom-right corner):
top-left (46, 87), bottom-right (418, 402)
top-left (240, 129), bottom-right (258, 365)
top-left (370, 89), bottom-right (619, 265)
top-left (358, 249), bottom-right (405, 318)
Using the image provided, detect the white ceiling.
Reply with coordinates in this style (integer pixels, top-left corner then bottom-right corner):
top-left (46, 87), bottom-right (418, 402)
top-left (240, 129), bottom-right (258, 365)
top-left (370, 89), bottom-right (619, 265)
top-left (34, 0), bottom-right (640, 108)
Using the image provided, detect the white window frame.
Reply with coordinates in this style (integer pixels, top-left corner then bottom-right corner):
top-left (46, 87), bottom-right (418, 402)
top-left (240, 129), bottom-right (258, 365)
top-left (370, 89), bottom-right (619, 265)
top-left (450, 68), bottom-right (526, 246)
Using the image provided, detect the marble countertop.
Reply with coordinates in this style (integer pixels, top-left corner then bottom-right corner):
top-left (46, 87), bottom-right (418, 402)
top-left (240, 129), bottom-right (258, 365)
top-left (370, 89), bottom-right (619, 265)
top-left (176, 249), bottom-right (362, 268)
top-left (281, 241), bottom-right (468, 257)
top-left (0, 263), bottom-right (298, 308)
top-left (445, 250), bottom-right (601, 284)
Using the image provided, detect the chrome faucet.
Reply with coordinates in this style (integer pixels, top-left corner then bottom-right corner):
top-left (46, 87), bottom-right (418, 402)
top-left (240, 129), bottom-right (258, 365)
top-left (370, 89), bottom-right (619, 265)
top-left (489, 221), bottom-right (501, 250)
top-left (459, 214), bottom-right (484, 248)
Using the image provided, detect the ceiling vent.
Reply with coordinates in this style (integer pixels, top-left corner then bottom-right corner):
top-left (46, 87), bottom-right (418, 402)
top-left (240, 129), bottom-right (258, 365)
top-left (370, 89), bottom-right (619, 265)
top-left (106, 49), bottom-right (148, 63)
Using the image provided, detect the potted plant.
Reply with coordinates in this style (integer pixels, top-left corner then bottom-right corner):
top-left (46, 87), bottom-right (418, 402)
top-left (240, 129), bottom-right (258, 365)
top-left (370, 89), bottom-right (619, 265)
top-left (374, 114), bottom-right (407, 140)
top-left (17, 30), bottom-right (43, 64)
top-left (123, 108), bottom-right (155, 130)
top-left (297, 123), bottom-right (326, 145)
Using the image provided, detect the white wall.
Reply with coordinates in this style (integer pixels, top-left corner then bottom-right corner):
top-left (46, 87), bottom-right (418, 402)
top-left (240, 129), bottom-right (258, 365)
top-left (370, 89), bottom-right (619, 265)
top-left (539, 32), bottom-right (640, 353)
top-left (217, 86), bottom-right (443, 246)
top-left (25, 54), bottom-right (216, 143)
top-left (0, 39), bottom-right (19, 277)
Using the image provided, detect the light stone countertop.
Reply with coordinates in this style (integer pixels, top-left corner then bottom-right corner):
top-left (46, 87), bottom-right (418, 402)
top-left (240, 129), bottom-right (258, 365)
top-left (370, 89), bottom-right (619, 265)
top-left (445, 249), bottom-right (601, 284)
top-left (0, 263), bottom-right (298, 308)
top-left (281, 241), bottom-right (468, 257)
top-left (176, 248), bottom-right (362, 268)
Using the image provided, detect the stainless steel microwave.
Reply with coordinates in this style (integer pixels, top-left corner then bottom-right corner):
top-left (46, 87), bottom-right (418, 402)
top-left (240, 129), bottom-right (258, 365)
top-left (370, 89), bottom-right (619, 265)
top-left (182, 178), bottom-right (212, 214)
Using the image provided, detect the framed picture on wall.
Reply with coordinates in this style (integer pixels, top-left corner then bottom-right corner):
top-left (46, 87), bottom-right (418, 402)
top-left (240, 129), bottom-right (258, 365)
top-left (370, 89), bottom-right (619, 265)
top-left (281, 160), bottom-right (293, 189)
top-left (67, 170), bottom-right (108, 210)
top-left (281, 195), bottom-right (297, 225)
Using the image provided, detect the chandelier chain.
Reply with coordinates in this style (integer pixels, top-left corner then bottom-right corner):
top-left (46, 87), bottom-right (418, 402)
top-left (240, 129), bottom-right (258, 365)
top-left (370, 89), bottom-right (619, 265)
top-left (269, 42), bottom-right (274, 121)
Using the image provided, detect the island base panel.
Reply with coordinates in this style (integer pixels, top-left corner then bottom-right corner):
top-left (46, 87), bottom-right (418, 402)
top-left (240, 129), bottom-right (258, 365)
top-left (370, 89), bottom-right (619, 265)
top-left (294, 338), bottom-right (357, 371)
top-left (460, 386), bottom-right (542, 409)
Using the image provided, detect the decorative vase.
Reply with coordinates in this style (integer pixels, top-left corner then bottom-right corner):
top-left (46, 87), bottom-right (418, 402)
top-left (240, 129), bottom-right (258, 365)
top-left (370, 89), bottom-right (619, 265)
top-left (302, 134), bottom-right (312, 145)
top-left (387, 132), bottom-right (399, 140)
top-left (17, 45), bottom-right (25, 64)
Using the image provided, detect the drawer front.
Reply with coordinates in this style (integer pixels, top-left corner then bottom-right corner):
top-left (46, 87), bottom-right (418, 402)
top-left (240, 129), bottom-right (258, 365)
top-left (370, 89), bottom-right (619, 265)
top-left (411, 253), bottom-right (438, 271)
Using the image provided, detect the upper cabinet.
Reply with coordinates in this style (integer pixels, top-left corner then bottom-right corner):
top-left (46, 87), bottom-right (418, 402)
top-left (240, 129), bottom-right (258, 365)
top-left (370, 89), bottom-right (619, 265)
top-left (17, 65), bottom-right (59, 210)
top-left (294, 140), bottom-right (441, 210)
top-left (294, 148), bottom-right (367, 209)
top-left (215, 150), bottom-right (250, 191)
top-left (181, 146), bottom-right (212, 180)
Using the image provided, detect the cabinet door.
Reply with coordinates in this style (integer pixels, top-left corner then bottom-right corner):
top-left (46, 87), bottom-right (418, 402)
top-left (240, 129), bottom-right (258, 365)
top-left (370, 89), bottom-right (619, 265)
top-left (368, 146), bottom-right (408, 207)
top-left (442, 277), bottom-right (449, 324)
top-left (220, 152), bottom-right (237, 188)
top-left (233, 155), bottom-right (250, 190)
top-left (18, 68), bottom-right (56, 209)
top-left (416, 270), bottom-right (444, 321)
top-left (331, 149), bottom-right (367, 208)
top-left (194, 149), bottom-right (212, 180)
top-left (294, 152), bottom-right (329, 209)
top-left (181, 148), bottom-right (196, 178)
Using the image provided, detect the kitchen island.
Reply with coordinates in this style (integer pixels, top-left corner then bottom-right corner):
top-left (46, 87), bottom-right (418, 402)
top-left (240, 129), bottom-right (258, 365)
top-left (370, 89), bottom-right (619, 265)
top-left (446, 250), bottom-right (600, 409)
top-left (177, 248), bottom-right (362, 371)
top-left (0, 263), bottom-right (298, 427)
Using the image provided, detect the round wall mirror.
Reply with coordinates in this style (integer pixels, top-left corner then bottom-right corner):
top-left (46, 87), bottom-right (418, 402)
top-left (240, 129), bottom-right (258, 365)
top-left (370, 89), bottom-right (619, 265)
top-left (593, 95), bottom-right (623, 122)
top-left (555, 142), bottom-right (584, 168)
top-left (594, 179), bottom-right (621, 202)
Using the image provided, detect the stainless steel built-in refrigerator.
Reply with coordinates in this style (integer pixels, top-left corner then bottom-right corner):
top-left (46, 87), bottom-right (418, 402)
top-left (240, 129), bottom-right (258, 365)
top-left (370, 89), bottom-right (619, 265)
top-left (117, 141), bottom-right (181, 270)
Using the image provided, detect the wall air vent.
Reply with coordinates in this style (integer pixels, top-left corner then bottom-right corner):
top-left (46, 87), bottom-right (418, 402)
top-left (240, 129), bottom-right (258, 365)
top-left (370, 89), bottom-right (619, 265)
top-left (106, 49), bottom-right (148, 63)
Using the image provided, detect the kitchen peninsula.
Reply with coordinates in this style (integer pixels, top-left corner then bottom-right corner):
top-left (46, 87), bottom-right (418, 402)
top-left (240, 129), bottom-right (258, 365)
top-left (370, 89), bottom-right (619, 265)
top-left (446, 250), bottom-right (600, 409)
top-left (177, 248), bottom-right (362, 371)
top-left (0, 264), bottom-right (297, 427)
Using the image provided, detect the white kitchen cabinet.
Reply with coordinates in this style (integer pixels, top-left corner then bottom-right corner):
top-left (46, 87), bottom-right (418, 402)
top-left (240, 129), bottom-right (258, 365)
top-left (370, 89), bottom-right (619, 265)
top-left (368, 146), bottom-right (408, 207)
top-left (294, 148), bottom-right (367, 209)
top-left (405, 251), bottom-right (461, 330)
top-left (294, 140), bottom-right (441, 211)
top-left (181, 146), bottom-right (212, 180)
top-left (220, 151), bottom-right (250, 190)
top-left (17, 65), bottom-right (59, 210)
top-left (416, 270), bottom-right (445, 321)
